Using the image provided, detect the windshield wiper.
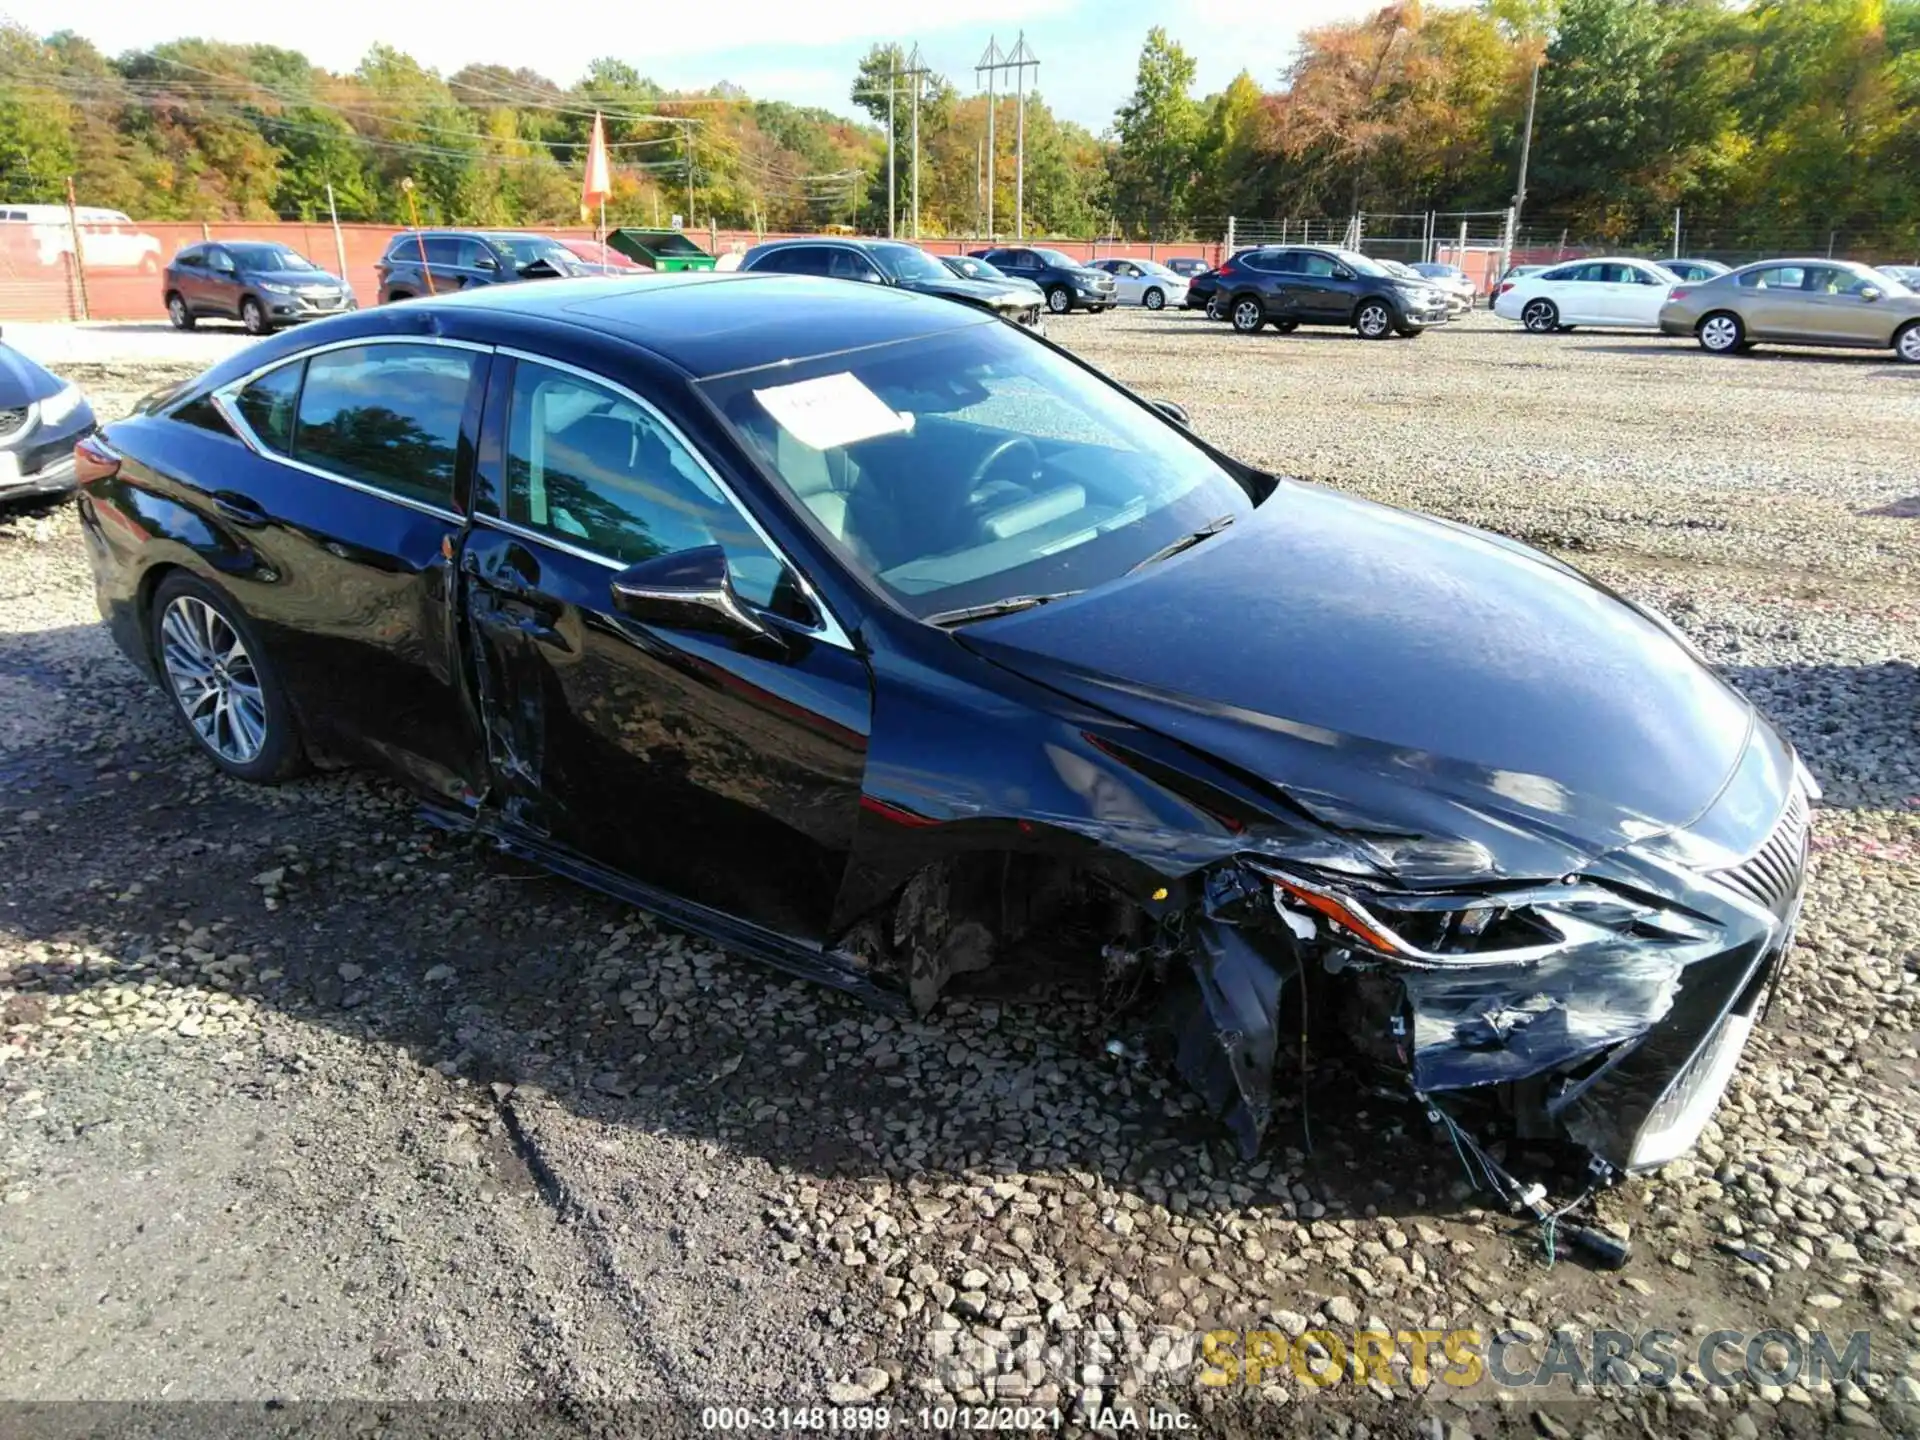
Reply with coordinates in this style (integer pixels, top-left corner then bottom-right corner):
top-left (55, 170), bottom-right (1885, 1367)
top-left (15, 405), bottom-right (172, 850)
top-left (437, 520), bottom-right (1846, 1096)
top-left (924, 591), bottom-right (1083, 628)
top-left (1127, 514), bottom-right (1237, 573)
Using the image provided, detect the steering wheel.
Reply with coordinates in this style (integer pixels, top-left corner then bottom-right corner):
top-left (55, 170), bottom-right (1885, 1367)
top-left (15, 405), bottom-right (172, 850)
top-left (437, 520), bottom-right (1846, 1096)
top-left (965, 435), bottom-right (1041, 497)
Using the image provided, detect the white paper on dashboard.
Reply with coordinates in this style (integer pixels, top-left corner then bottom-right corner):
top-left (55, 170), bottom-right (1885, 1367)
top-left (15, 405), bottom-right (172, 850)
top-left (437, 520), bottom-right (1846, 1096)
top-left (753, 372), bottom-right (911, 451)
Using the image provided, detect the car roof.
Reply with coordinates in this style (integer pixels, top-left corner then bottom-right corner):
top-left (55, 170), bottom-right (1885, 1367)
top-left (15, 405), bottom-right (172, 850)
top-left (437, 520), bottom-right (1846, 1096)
top-left (404, 272), bottom-right (991, 379)
top-left (751, 235), bottom-right (910, 252)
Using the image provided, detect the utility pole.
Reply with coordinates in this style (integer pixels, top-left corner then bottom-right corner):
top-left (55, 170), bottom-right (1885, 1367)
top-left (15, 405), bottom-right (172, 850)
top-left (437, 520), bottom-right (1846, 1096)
top-left (978, 37), bottom-right (1002, 238)
top-left (683, 118), bottom-right (696, 228)
top-left (911, 55), bottom-right (922, 238)
top-left (1513, 52), bottom-right (1542, 240)
top-left (977, 36), bottom-right (1038, 240)
top-left (887, 53), bottom-right (897, 238)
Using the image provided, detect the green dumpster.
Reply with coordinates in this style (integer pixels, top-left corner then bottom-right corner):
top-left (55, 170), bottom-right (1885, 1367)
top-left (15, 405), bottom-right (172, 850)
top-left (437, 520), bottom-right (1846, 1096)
top-left (604, 228), bottom-right (717, 272)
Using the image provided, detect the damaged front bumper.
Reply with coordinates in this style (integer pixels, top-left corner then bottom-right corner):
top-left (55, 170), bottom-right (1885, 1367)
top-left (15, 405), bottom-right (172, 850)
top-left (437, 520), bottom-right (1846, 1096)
top-left (1167, 777), bottom-right (1813, 1176)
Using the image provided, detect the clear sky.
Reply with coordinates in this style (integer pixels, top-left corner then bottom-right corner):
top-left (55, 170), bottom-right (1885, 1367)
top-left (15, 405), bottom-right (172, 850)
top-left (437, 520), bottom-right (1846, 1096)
top-left (11, 0), bottom-right (1374, 131)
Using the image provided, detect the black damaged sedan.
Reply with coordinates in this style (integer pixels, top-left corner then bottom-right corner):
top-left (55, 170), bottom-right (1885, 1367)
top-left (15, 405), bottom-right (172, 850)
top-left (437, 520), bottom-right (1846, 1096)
top-left (76, 274), bottom-right (1811, 1207)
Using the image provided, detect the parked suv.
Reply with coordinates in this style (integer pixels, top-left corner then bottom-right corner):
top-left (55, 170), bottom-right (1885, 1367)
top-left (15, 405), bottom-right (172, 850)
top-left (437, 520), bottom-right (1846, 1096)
top-left (376, 231), bottom-right (584, 303)
top-left (164, 242), bottom-right (355, 334)
top-left (1208, 246), bottom-right (1450, 337)
top-left (970, 246), bottom-right (1116, 315)
top-left (741, 237), bottom-right (1044, 330)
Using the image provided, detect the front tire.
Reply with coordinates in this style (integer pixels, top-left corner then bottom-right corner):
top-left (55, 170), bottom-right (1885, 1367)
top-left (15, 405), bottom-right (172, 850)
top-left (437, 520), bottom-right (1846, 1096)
top-left (1522, 298), bottom-right (1559, 334)
top-left (1144, 286), bottom-right (1165, 311)
top-left (1230, 296), bottom-right (1265, 334)
top-left (240, 298), bottom-right (270, 336)
top-left (1045, 285), bottom-right (1071, 315)
top-left (1698, 311), bottom-right (1745, 354)
top-left (150, 573), bottom-right (305, 783)
top-left (166, 293), bottom-right (195, 331)
top-left (1355, 300), bottom-right (1394, 339)
top-left (1895, 321), bottom-right (1920, 364)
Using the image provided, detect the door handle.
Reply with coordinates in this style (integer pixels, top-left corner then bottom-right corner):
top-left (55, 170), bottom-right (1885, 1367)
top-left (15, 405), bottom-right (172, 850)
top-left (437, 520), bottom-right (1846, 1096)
top-left (210, 490), bottom-right (270, 527)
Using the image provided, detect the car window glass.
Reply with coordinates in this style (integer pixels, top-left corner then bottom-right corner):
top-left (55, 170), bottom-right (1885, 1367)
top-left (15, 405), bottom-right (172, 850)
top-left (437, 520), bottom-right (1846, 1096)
top-left (828, 249), bottom-right (879, 281)
top-left (235, 362), bottom-right (303, 456)
top-left (422, 237), bottom-right (462, 266)
top-left (207, 250), bottom-right (235, 274)
top-left (1744, 266), bottom-right (1806, 290)
top-left (503, 360), bottom-right (790, 607)
top-left (1296, 253), bottom-right (1339, 278)
top-left (783, 247), bottom-right (834, 277)
top-left (456, 239), bottom-right (490, 268)
top-left (294, 344), bottom-right (477, 509)
top-left (175, 247), bottom-right (201, 267)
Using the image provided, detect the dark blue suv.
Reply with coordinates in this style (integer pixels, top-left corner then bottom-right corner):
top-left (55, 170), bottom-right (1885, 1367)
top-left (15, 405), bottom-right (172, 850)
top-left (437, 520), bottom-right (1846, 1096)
top-left (970, 246), bottom-right (1117, 315)
top-left (1209, 245), bottom-right (1450, 338)
top-left (376, 231), bottom-right (584, 303)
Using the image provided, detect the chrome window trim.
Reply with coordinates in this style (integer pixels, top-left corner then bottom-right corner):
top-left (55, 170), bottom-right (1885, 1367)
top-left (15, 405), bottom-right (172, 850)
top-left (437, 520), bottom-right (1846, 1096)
top-left (493, 346), bottom-right (852, 652)
top-left (209, 335), bottom-right (484, 526)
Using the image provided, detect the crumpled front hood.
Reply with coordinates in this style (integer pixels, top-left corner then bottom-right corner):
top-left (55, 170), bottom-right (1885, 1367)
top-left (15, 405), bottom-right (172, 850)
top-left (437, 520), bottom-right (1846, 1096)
top-left (0, 343), bottom-right (62, 407)
top-left (960, 482), bottom-right (1760, 875)
top-left (904, 276), bottom-right (1033, 309)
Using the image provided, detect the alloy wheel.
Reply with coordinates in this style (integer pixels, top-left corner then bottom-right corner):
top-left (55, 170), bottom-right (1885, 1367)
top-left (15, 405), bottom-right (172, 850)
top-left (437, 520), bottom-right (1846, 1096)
top-left (1047, 287), bottom-right (1071, 314)
top-left (1700, 315), bottom-right (1741, 352)
top-left (1897, 324), bottom-right (1920, 364)
top-left (1145, 288), bottom-right (1164, 311)
top-left (1232, 300), bottom-right (1263, 333)
top-left (241, 299), bottom-right (268, 336)
top-left (1357, 303), bottom-right (1391, 338)
top-left (160, 595), bottom-right (268, 765)
top-left (1523, 300), bottom-right (1557, 333)
top-left (167, 296), bottom-right (190, 329)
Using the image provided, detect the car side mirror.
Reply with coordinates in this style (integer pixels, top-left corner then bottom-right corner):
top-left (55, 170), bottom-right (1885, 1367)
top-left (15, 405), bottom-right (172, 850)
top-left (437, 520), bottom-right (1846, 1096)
top-left (475, 253), bottom-right (499, 270)
top-left (1860, 286), bottom-right (1882, 302)
top-left (1333, 267), bottom-right (1354, 281)
top-left (609, 544), bottom-right (771, 643)
top-left (1151, 399), bottom-right (1191, 427)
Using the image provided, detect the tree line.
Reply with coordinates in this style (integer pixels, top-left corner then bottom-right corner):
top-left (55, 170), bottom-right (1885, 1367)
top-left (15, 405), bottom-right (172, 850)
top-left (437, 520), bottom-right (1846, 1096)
top-left (2, 0), bottom-right (1916, 252)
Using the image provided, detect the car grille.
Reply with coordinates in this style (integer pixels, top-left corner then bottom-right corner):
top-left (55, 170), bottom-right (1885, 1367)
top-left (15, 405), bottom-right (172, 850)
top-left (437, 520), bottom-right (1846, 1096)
top-left (1711, 786), bottom-right (1811, 917)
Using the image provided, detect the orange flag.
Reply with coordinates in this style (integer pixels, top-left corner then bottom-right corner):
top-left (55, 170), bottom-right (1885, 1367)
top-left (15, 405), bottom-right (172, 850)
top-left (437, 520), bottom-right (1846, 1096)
top-left (580, 112), bottom-right (611, 220)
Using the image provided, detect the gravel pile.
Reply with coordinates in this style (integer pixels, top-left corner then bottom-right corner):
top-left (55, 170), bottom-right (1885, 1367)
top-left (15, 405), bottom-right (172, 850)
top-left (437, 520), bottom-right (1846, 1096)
top-left (2, 315), bottom-right (1917, 1431)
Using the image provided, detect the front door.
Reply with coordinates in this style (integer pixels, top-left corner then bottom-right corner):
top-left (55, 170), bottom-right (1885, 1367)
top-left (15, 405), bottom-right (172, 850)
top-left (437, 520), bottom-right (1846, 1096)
top-left (460, 352), bottom-right (872, 943)
top-left (1796, 266), bottom-right (1885, 345)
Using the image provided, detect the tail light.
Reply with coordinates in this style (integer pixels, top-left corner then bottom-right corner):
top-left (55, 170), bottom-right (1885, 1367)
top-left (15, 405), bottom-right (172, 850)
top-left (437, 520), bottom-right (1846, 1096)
top-left (74, 433), bottom-right (120, 487)
top-left (1669, 287), bottom-right (1691, 302)
top-left (1496, 281), bottom-right (1515, 297)
top-left (1214, 263), bottom-right (1236, 279)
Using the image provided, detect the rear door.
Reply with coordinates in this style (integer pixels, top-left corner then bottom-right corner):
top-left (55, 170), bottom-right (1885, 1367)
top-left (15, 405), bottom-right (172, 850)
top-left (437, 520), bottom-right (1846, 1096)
top-left (1739, 265), bottom-right (1814, 339)
top-left (459, 349), bottom-right (872, 942)
top-left (174, 338), bottom-right (491, 797)
top-left (203, 247), bottom-right (242, 318)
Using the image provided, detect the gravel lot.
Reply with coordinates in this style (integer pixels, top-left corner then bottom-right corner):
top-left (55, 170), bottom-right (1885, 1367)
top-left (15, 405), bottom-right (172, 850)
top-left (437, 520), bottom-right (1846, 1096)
top-left (3, 311), bottom-right (1918, 1434)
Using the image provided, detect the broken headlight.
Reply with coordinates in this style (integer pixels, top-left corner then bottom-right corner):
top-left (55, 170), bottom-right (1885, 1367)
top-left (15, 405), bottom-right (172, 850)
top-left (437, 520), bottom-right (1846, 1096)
top-left (1257, 866), bottom-right (1719, 969)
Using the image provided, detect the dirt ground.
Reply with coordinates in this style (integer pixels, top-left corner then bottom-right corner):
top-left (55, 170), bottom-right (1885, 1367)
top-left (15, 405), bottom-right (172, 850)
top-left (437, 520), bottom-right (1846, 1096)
top-left (1, 311), bottom-right (1917, 1437)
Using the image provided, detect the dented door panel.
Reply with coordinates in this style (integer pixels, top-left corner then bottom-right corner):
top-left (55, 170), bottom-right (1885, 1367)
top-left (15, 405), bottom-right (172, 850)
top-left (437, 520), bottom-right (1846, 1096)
top-left (460, 522), bottom-right (872, 942)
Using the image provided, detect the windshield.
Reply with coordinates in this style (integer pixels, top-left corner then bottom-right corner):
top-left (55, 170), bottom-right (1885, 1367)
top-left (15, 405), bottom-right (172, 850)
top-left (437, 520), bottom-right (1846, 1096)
top-left (949, 256), bottom-right (1006, 280)
top-left (494, 236), bottom-right (578, 271)
top-left (227, 244), bottom-right (316, 271)
top-left (873, 243), bottom-right (957, 283)
top-left (1866, 266), bottom-right (1916, 295)
top-left (1412, 263), bottom-right (1461, 278)
top-left (1033, 248), bottom-right (1082, 270)
top-left (1329, 249), bottom-right (1389, 277)
top-left (702, 321), bottom-right (1257, 619)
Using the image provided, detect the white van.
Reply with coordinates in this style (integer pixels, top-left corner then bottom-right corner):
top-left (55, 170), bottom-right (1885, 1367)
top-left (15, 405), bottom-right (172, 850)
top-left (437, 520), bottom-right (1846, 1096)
top-left (0, 204), bottom-right (163, 271)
